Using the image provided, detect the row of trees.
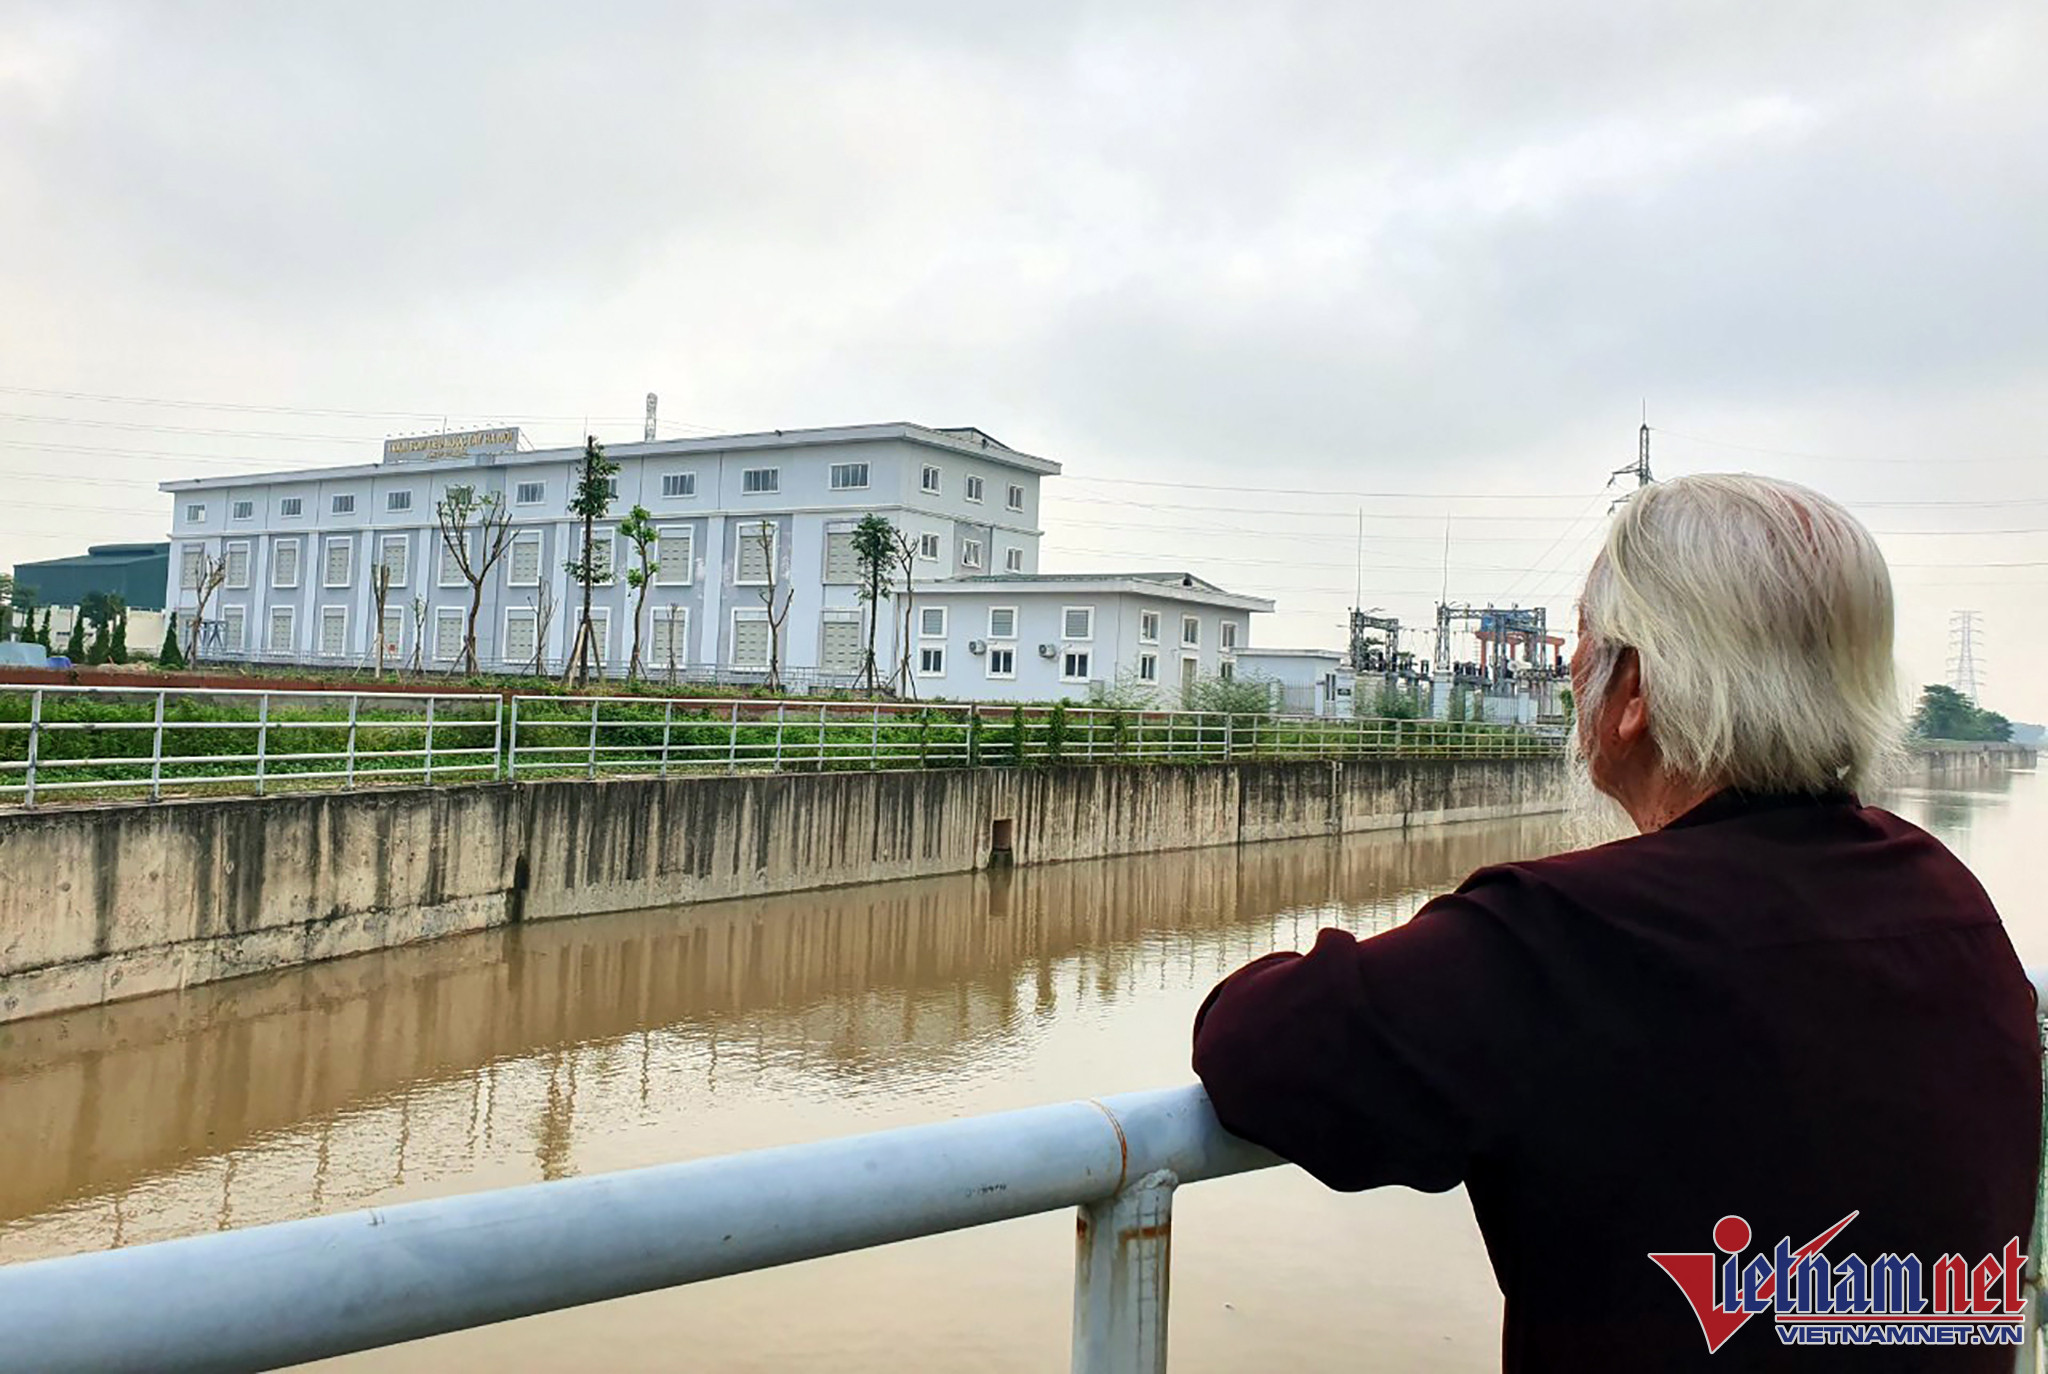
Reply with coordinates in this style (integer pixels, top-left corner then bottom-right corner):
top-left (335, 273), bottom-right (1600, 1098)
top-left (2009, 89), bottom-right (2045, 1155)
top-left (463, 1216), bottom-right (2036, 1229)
top-left (1910, 683), bottom-right (2013, 742)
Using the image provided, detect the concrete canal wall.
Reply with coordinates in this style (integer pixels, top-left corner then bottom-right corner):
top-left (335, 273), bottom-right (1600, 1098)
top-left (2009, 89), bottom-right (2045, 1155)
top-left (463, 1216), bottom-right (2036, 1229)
top-left (1910, 741), bottom-right (2038, 779)
top-left (0, 757), bottom-right (1562, 1023)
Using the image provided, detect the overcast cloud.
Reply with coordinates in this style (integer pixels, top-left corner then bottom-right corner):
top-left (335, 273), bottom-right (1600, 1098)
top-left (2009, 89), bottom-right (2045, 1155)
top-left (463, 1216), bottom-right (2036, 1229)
top-left (3, 1), bottom-right (2045, 718)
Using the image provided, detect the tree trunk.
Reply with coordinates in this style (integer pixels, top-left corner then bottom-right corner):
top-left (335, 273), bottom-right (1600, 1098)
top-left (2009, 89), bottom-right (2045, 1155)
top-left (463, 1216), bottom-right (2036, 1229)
top-left (464, 581), bottom-right (485, 676)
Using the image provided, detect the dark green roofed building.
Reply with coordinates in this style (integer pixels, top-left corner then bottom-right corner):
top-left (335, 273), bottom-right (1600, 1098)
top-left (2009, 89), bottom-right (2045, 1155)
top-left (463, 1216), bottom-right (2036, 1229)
top-left (12, 543), bottom-right (170, 612)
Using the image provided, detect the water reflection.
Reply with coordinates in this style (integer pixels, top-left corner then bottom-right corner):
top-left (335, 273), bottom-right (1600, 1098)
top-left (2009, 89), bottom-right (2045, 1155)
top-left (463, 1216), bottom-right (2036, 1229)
top-left (0, 814), bottom-right (1564, 1259)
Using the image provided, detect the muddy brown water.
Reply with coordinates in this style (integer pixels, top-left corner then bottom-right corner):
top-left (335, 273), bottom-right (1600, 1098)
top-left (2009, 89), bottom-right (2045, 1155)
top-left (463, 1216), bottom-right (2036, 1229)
top-left (0, 770), bottom-right (2038, 1371)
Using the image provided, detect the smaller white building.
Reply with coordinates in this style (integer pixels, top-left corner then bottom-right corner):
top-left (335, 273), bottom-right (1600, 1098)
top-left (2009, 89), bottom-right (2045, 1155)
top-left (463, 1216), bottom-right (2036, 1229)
top-left (1232, 647), bottom-right (1354, 718)
top-left (903, 573), bottom-right (1272, 704)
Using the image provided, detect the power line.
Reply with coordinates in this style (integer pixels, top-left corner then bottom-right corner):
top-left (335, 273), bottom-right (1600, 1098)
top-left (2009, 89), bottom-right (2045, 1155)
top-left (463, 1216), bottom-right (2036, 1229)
top-left (1652, 427), bottom-right (2039, 466)
top-left (1059, 474), bottom-right (1605, 502)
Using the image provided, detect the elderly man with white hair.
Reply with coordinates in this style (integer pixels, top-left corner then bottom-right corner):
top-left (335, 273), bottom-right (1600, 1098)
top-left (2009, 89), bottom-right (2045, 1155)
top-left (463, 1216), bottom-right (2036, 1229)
top-left (1192, 474), bottom-right (2039, 1372)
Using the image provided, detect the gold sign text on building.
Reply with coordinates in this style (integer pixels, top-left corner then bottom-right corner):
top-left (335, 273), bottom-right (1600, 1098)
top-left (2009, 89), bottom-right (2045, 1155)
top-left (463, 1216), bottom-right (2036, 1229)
top-left (381, 428), bottom-right (523, 463)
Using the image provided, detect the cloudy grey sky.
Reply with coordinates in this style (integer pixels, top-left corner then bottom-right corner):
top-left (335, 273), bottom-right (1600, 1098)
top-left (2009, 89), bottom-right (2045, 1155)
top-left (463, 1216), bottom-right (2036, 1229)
top-left (4, 1), bottom-right (2045, 719)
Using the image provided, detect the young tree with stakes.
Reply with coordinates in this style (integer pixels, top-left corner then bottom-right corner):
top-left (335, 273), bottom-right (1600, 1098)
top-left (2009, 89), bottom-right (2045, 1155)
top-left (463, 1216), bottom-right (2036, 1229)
top-left (618, 506), bottom-right (660, 680)
top-left (563, 436), bottom-right (619, 686)
top-left (435, 484), bottom-right (517, 675)
top-left (751, 520), bottom-right (794, 693)
top-left (851, 513), bottom-right (897, 693)
top-left (370, 563), bottom-right (394, 680)
top-left (184, 551), bottom-right (228, 665)
top-left (891, 529), bottom-right (920, 699)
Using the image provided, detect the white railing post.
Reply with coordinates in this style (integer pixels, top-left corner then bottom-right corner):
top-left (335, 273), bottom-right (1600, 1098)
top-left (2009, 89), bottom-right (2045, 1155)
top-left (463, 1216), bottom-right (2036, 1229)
top-left (23, 688), bottom-right (42, 809)
top-left (586, 699), bottom-right (600, 780)
top-left (659, 700), bottom-right (674, 779)
top-left (870, 703), bottom-right (881, 770)
top-left (507, 697), bottom-right (521, 780)
top-left (423, 697), bottom-right (436, 785)
top-left (254, 693), bottom-right (271, 795)
top-left (772, 703), bottom-right (786, 772)
top-left (1222, 714), bottom-right (1233, 760)
top-left (817, 702), bottom-right (827, 772)
top-left (1071, 1170), bottom-right (1178, 1374)
top-left (344, 694), bottom-right (359, 788)
top-left (728, 701), bottom-right (740, 774)
top-left (490, 694), bottom-right (504, 781)
top-left (148, 690), bottom-right (166, 802)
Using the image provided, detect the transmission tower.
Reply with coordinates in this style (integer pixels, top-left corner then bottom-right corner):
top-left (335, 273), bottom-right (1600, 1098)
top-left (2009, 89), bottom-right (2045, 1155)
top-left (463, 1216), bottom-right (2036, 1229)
top-left (1608, 412), bottom-right (1653, 509)
top-left (1947, 611), bottom-right (1984, 703)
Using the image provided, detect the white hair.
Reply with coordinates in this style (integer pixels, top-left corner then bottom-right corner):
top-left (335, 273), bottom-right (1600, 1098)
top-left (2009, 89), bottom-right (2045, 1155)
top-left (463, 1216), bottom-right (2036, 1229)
top-left (1578, 472), bottom-right (1902, 797)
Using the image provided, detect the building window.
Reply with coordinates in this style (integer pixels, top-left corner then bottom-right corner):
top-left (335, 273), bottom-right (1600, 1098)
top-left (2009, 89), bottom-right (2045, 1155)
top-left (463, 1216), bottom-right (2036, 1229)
top-left (1182, 615), bottom-right (1200, 647)
top-left (178, 544), bottom-right (204, 590)
top-left (822, 529), bottom-right (859, 584)
top-left (380, 607), bottom-right (404, 659)
top-left (1005, 548), bottom-right (1024, 573)
top-left (1062, 606), bottom-right (1093, 641)
top-left (439, 533), bottom-right (469, 587)
top-left (1007, 484), bottom-right (1024, 512)
top-left (920, 606), bottom-right (946, 637)
top-left (503, 609), bottom-right (538, 666)
top-left (224, 541), bottom-right (251, 589)
top-left (829, 462), bottom-right (869, 490)
top-left (231, 500), bottom-right (254, 521)
top-left (730, 611), bottom-right (771, 668)
top-left (962, 539), bottom-right (983, 569)
top-left (661, 472), bottom-right (696, 499)
top-left (433, 609), bottom-right (464, 662)
top-left (986, 646), bottom-right (1015, 678)
top-left (921, 464), bottom-right (941, 494)
top-left (386, 490), bottom-right (413, 513)
top-left (515, 481), bottom-right (546, 506)
top-left (650, 607), bottom-right (690, 667)
top-left (279, 497), bottom-right (303, 518)
top-left (184, 503), bottom-right (207, 524)
top-left (1062, 650), bottom-right (1091, 682)
top-left (582, 610), bottom-right (612, 672)
top-left (1221, 621), bottom-right (1238, 650)
top-left (654, 526), bottom-right (694, 585)
top-left (741, 467), bottom-right (779, 495)
top-left (331, 494), bottom-right (355, 515)
top-left (508, 532), bottom-right (541, 587)
top-left (965, 475), bottom-right (984, 503)
top-left (600, 477), bottom-right (619, 499)
top-left (222, 607), bottom-right (246, 653)
top-left (267, 606), bottom-right (294, 653)
top-left (377, 533), bottom-right (409, 589)
top-left (988, 606), bottom-right (1016, 639)
top-left (1220, 661), bottom-right (1235, 681)
top-left (1139, 610), bottom-right (1160, 644)
top-left (591, 535), bottom-right (616, 586)
top-left (735, 521), bottom-right (776, 584)
top-left (272, 538), bottom-right (301, 589)
top-left (820, 613), bottom-right (862, 675)
top-left (918, 645), bottom-right (945, 676)
top-left (1138, 652), bottom-right (1157, 683)
top-left (322, 537), bottom-right (353, 588)
top-left (917, 532), bottom-right (940, 560)
top-left (320, 606), bottom-right (348, 658)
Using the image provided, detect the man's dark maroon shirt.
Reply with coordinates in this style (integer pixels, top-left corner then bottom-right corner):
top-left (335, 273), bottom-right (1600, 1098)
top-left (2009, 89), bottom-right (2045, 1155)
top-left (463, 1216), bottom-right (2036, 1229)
top-left (1192, 791), bottom-right (2040, 1371)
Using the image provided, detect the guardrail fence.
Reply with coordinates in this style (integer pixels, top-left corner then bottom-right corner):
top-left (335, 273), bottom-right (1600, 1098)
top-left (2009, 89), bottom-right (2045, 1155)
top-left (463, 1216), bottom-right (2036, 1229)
top-left (0, 684), bottom-right (1564, 808)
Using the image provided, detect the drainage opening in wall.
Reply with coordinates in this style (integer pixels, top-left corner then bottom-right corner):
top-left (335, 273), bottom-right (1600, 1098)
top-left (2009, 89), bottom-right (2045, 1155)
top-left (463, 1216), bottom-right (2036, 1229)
top-left (989, 817), bottom-right (1016, 865)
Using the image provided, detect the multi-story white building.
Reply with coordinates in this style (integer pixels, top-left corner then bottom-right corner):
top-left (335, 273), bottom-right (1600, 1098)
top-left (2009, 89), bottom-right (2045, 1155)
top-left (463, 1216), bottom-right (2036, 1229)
top-left (906, 574), bottom-right (1271, 704)
top-left (160, 423), bottom-right (1059, 686)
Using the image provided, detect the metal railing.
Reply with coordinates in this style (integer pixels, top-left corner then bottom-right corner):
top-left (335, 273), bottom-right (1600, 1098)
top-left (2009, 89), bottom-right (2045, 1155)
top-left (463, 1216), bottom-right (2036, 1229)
top-left (0, 1084), bottom-right (1276, 1374)
top-left (505, 693), bottom-right (1564, 778)
top-left (0, 685), bottom-right (500, 806)
top-left (0, 684), bottom-right (1564, 807)
top-left (2, 964), bottom-right (2046, 1374)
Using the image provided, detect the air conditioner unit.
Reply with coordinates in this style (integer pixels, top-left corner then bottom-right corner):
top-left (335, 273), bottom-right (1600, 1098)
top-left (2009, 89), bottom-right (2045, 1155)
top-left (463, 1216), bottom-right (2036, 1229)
top-left (968, 639), bottom-right (987, 655)
top-left (1037, 643), bottom-right (1058, 659)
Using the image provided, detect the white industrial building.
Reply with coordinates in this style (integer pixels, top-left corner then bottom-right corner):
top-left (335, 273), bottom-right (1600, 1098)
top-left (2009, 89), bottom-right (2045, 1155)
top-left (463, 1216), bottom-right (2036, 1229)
top-left (907, 574), bottom-right (1271, 704)
top-left (1231, 647), bottom-right (1354, 717)
top-left (158, 422), bottom-right (1273, 702)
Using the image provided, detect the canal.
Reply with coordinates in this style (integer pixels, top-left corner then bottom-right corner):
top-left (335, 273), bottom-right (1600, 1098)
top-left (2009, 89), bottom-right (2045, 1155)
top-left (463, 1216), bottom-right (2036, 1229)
top-left (0, 768), bottom-right (2039, 1371)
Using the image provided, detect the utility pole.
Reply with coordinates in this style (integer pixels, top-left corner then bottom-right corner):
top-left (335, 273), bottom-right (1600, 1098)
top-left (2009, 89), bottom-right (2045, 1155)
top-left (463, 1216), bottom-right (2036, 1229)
top-left (644, 393), bottom-right (658, 442)
top-left (1609, 407), bottom-right (1653, 508)
top-left (1948, 611), bottom-right (1983, 703)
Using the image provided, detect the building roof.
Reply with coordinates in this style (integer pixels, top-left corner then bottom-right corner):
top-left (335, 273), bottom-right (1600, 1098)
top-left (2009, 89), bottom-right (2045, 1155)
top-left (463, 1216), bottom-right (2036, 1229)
top-left (14, 542), bottom-right (170, 572)
top-left (1234, 646), bottom-right (1347, 662)
top-left (917, 572), bottom-right (1274, 614)
top-left (159, 421), bottom-right (1060, 493)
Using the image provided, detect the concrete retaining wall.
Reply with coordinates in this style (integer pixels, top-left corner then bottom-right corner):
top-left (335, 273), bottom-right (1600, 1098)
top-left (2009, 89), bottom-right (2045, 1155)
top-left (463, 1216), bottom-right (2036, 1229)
top-left (1910, 741), bottom-right (2038, 778)
top-left (0, 757), bottom-right (1562, 1023)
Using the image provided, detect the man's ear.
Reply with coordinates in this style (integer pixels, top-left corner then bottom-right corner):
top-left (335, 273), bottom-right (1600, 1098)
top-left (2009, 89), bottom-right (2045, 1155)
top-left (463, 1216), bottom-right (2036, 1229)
top-left (1608, 647), bottom-right (1651, 748)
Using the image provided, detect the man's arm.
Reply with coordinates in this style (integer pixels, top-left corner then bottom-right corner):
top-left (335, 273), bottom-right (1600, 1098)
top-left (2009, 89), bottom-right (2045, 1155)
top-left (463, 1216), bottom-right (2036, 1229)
top-left (1191, 881), bottom-right (1555, 1193)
